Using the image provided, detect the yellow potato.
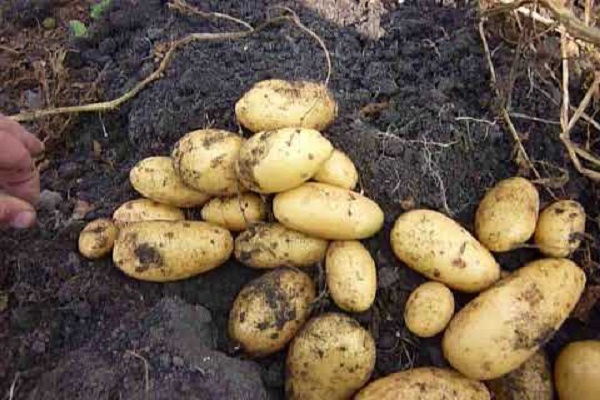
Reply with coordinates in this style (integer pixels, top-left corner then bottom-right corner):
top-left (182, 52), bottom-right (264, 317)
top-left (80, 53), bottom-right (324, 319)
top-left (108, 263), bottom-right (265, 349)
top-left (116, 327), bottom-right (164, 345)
top-left (229, 268), bottom-right (315, 357)
top-left (475, 177), bottom-right (539, 252)
top-left (390, 209), bottom-right (500, 292)
top-left (404, 282), bottom-right (455, 338)
top-left (172, 129), bottom-right (244, 196)
top-left (234, 223), bottom-right (328, 269)
top-left (236, 128), bottom-right (333, 193)
top-left (487, 351), bottom-right (553, 400)
top-left (113, 221), bottom-right (233, 282)
top-left (534, 200), bottom-right (586, 258)
top-left (313, 149), bottom-right (358, 190)
top-left (112, 199), bottom-right (185, 227)
top-left (235, 79), bottom-right (337, 132)
top-left (286, 313), bottom-right (376, 400)
top-left (273, 182), bottom-right (384, 240)
top-left (129, 156), bottom-right (211, 208)
top-left (442, 258), bottom-right (585, 380)
top-left (201, 193), bottom-right (266, 232)
top-left (78, 218), bottom-right (119, 259)
top-left (325, 241), bottom-right (376, 312)
top-left (355, 367), bottom-right (490, 400)
top-left (555, 340), bottom-right (600, 400)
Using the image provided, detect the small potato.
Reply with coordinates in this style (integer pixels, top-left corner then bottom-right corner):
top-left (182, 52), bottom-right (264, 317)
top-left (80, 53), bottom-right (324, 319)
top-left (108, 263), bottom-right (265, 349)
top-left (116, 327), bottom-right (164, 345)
top-left (172, 129), bottom-right (244, 196)
top-left (286, 313), bottom-right (376, 400)
top-left (404, 282), bottom-right (455, 338)
top-left (313, 149), bottom-right (358, 190)
top-left (78, 218), bottom-right (119, 259)
top-left (488, 351), bottom-right (553, 400)
top-left (326, 241), bottom-right (376, 312)
top-left (274, 182), bottom-right (384, 240)
top-left (236, 128), bottom-right (333, 193)
top-left (555, 340), bottom-right (600, 400)
top-left (201, 193), bottom-right (266, 232)
top-left (534, 200), bottom-right (586, 258)
top-left (234, 223), bottom-right (328, 269)
top-left (113, 199), bottom-right (185, 227)
top-left (113, 221), bottom-right (233, 282)
top-left (235, 79), bottom-right (337, 132)
top-left (229, 268), bottom-right (316, 356)
top-left (475, 177), bottom-right (539, 252)
top-left (129, 157), bottom-right (211, 208)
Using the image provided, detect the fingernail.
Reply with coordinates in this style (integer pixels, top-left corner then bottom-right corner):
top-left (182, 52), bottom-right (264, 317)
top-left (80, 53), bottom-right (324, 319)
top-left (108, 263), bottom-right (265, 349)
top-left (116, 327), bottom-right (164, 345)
top-left (10, 211), bottom-right (36, 229)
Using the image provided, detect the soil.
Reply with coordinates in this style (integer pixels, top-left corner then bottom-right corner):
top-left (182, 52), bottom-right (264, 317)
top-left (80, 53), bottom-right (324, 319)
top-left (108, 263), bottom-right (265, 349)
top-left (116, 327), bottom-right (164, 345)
top-left (1, 0), bottom-right (600, 399)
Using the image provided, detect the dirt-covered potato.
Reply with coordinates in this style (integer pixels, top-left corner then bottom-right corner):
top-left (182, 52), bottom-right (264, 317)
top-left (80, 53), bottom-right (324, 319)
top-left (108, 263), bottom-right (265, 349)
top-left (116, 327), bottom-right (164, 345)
top-left (235, 79), bottom-right (337, 132)
top-left (112, 199), bottom-right (185, 227)
top-left (234, 223), bottom-right (328, 268)
top-left (555, 340), bottom-right (600, 400)
top-left (355, 367), bottom-right (490, 400)
top-left (404, 281), bottom-right (455, 338)
top-left (129, 156), bottom-right (211, 207)
top-left (229, 268), bottom-right (315, 357)
top-left (534, 200), bottom-right (586, 258)
top-left (78, 218), bottom-right (119, 259)
top-left (201, 193), bottom-right (266, 232)
top-left (475, 177), bottom-right (539, 252)
top-left (313, 149), bottom-right (358, 190)
top-left (326, 241), bottom-right (376, 312)
top-left (487, 351), bottom-right (553, 400)
top-left (236, 128), bottom-right (333, 193)
top-left (390, 209), bottom-right (500, 292)
top-left (443, 258), bottom-right (585, 380)
top-left (113, 221), bottom-right (233, 282)
top-left (274, 182), bottom-right (384, 240)
top-left (286, 313), bottom-right (376, 400)
top-left (172, 129), bottom-right (244, 196)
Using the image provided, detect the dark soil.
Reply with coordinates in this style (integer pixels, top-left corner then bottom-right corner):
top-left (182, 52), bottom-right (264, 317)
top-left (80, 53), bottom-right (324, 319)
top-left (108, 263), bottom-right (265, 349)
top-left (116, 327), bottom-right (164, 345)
top-left (1, 0), bottom-right (600, 398)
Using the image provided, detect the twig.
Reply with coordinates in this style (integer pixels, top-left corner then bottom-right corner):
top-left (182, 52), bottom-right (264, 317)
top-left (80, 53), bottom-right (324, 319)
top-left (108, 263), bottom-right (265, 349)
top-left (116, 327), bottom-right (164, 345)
top-left (7, 373), bottom-right (19, 400)
top-left (0, 45), bottom-right (19, 55)
top-left (125, 350), bottom-right (151, 392)
top-left (167, 0), bottom-right (253, 30)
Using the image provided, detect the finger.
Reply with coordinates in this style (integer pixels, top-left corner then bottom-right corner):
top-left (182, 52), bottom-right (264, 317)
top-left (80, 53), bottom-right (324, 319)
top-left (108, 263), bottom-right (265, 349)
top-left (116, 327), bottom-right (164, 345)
top-left (0, 193), bottom-right (36, 229)
top-left (0, 167), bottom-right (40, 204)
top-left (0, 116), bottom-right (44, 155)
top-left (0, 130), bottom-right (35, 171)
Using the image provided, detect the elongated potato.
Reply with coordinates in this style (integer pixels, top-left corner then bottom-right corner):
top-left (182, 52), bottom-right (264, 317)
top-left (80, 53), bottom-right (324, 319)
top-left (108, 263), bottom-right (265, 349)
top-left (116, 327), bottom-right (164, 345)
top-left (390, 209), bottom-right (500, 292)
top-left (535, 200), bottom-right (586, 258)
top-left (313, 149), bottom-right (358, 190)
top-left (274, 182), bottom-right (384, 240)
top-left (201, 193), bottom-right (266, 232)
top-left (475, 177), bottom-right (539, 252)
top-left (229, 268), bottom-right (316, 357)
top-left (286, 313), bottom-right (376, 400)
top-left (235, 79), bottom-right (337, 132)
top-left (326, 241), bottom-right (376, 312)
top-left (129, 157), bottom-right (211, 207)
top-left (487, 351), bottom-right (553, 400)
top-left (355, 367), bottom-right (490, 400)
top-left (79, 219), bottom-right (119, 259)
top-left (555, 340), bottom-right (600, 400)
top-left (113, 221), bottom-right (233, 282)
top-left (236, 128), bottom-right (333, 193)
top-left (234, 223), bottom-right (328, 268)
top-left (404, 282), bottom-right (455, 338)
top-left (113, 199), bottom-right (185, 226)
top-left (442, 258), bottom-right (585, 380)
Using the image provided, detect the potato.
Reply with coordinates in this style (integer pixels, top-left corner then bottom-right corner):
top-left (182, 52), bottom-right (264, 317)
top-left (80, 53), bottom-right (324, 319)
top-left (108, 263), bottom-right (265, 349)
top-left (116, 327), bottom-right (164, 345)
top-left (229, 268), bottom-right (315, 357)
top-left (78, 218), bottom-right (119, 259)
top-left (129, 157), bottom-right (211, 207)
top-left (172, 129), bottom-right (244, 196)
top-left (286, 313), bottom-right (376, 400)
top-left (390, 209), bottom-right (500, 292)
top-left (234, 223), bottom-right (328, 269)
top-left (404, 281), bottom-right (455, 338)
top-left (236, 128), bottom-right (333, 193)
top-left (274, 182), bottom-right (384, 240)
top-left (534, 200), bottom-right (586, 258)
top-left (112, 199), bottom-right (185, 227)
top-left (487, 351), bottom-right (553, 400)
top-left (113, 220), bottom-right (233, 282)
top-left (355, 367), bottom-right (490, 400)
top-left (442, 258), bottom-right (585, 380)
top-left (313, 149), bottom-right (358, 190)
top-left (475, 177), bottom-right (539, 252)
top-left (201, 193), bottom-right (266, 232)
top-left (235, 79), bottom-right (337, 132)
top-left (555, 340), bottom-right (600, 400)
top-left (326, 241), bottom-right (376, 312)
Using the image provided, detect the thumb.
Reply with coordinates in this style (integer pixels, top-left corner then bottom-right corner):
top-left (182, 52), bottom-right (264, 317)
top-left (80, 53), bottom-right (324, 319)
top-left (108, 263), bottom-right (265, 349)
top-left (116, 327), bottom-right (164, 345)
top-left (0, 193), bottom-right (36, 229)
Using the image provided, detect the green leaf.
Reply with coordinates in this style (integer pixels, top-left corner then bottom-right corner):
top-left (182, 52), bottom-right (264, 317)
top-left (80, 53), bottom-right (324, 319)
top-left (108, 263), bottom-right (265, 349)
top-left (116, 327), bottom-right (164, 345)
top-left (91, 0), bottom-right (112, 20)
top-left (69, 20), bottom-right (88, 38)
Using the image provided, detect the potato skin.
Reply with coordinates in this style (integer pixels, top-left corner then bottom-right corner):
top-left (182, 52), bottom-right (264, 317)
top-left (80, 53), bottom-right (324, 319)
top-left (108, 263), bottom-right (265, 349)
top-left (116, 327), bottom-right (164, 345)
top-left (201, 193), bottom-right (266, 232)
top-left (404, 282), bottom-right (455, 338)
top-left (235, 79), bottom-right (337, 132)
top-left (236, 128), bottom-right (333, 193)
top-left (234, 223), bottom-right (328, 268)
top-left (487, 351), bottom-right (554, 400)
top-left (286, 313), bottom-right (376, 400)
top-left (355, 367), bottom-right (490, 400)
top-left (390, 209), bottom-right (500, 292)
top-left (475, 177), bottom-right (539, 252)
top-left (113, 199), bottom-right (185, 227)
top-left (534, 200), bottom-right (586, 258)
top-left (326, 241), bottom-right (376, 312)
top-left (129, 157), bottom-right (211, 207)
top-left (313, 150), bottom-right (358, 190)
top-left (112, 221), bottom-right (233, 282)
top-left (78, 219), bottom-right (119, 259)
top-left (442, 258), bottom-right (585, 380)
top-left (555, 340), bottom-right (600, 400)
top-left (229, 268), bottom-right (316, 357)
top-left (273, 182), bottom-right (384, 240)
